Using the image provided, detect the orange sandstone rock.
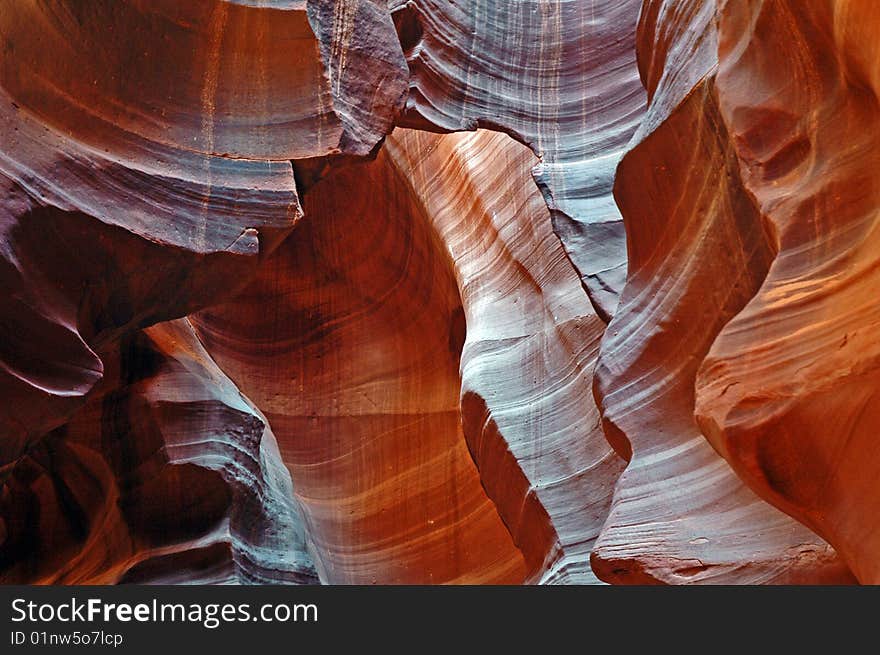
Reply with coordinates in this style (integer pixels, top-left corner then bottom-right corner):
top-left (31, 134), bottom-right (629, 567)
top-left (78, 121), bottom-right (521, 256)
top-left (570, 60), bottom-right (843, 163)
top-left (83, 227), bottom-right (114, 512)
top-left (696, 0), bottom-right (880, 584)
top-left (0, 319), bottom-right (316, 584)
top-left (591, 0), bottom-right (854, 584)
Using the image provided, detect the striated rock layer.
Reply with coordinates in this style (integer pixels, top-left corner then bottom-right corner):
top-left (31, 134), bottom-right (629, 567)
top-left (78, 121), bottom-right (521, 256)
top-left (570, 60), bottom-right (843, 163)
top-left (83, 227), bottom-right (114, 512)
top-left (0, 0), bottom-right (407, 474)
top-left (695, 0), bottom-right (880, 584)
top-left (390, 0), bottom-right (645, 320)
top-left (194, 127), bottom-right (624, 584)
top-left (1, 319), bottom-right (316, 584)
top-left (193, 134), bottom-right (528, 584)
top-left (0, 0), bottom-right (407, 160)
top-left (384, 129), bottom-right (623, 583)
top-left (3, 0), bottom-right (877, 586)
top-left (591, 0), bottom-right (854, 584)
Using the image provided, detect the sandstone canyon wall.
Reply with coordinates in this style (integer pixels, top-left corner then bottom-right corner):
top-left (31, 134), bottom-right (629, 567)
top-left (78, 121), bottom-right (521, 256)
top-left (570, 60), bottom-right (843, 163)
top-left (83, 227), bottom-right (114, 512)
top-left (0, 0), bottom-right (876, 585)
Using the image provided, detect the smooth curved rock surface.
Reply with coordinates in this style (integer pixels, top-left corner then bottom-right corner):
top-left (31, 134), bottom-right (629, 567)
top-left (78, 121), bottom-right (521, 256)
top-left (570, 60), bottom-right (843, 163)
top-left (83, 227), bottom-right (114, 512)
top-left (591, 0), bottom-right (854, 584)
top-left (0, 0), bottom-right (407, 160)
top-left (384, 129), bottom-right (624, 583)
top-left (0, 107), bottom-right (300, 472)
top-left (2, 0), bottom-right (874, 587)
top-left (193, 140), bottom-right (530, 584)
top-left (390, 0), bottom-right (645, 320)
top-left (0, 319), bottom-right (316, 584)
top-left (194, 127), bottom-right (626, 584)
top-left (0, 0), bottom-right (410, 479)
top-left (695, 0), bottom-right (880, 584)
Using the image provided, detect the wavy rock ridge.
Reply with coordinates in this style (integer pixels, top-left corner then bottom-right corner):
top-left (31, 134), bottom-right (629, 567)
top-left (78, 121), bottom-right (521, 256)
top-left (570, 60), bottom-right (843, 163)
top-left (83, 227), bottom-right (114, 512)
top-left (591, 0), bottom-right (852, 585)
top-left (1, 0), bottom-right (875, 585)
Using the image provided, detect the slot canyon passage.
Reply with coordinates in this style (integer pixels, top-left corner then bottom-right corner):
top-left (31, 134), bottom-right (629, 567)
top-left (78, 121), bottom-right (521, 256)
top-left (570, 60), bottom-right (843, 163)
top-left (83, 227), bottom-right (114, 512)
top-left (2, 0), bottom-right (879, 586)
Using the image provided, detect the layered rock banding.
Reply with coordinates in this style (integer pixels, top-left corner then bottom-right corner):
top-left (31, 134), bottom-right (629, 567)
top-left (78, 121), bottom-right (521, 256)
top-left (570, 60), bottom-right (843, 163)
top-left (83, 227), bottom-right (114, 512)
top-left (383, 130), bottom-right (623, 583)
top-left (1, 0), bottom-right (876, 585)
top-left (389, 0), bottom-right (646, 321)
top-left (0, 0), bottom-right (408, 470)
top-left (695, 0), bottom-right (880, 585)
top-left (192, 136), bottom-right (531, 584)
top-left (1, 319), bottom-right (316, 584)
top-left (590, 0), bottom-right (853, 585)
